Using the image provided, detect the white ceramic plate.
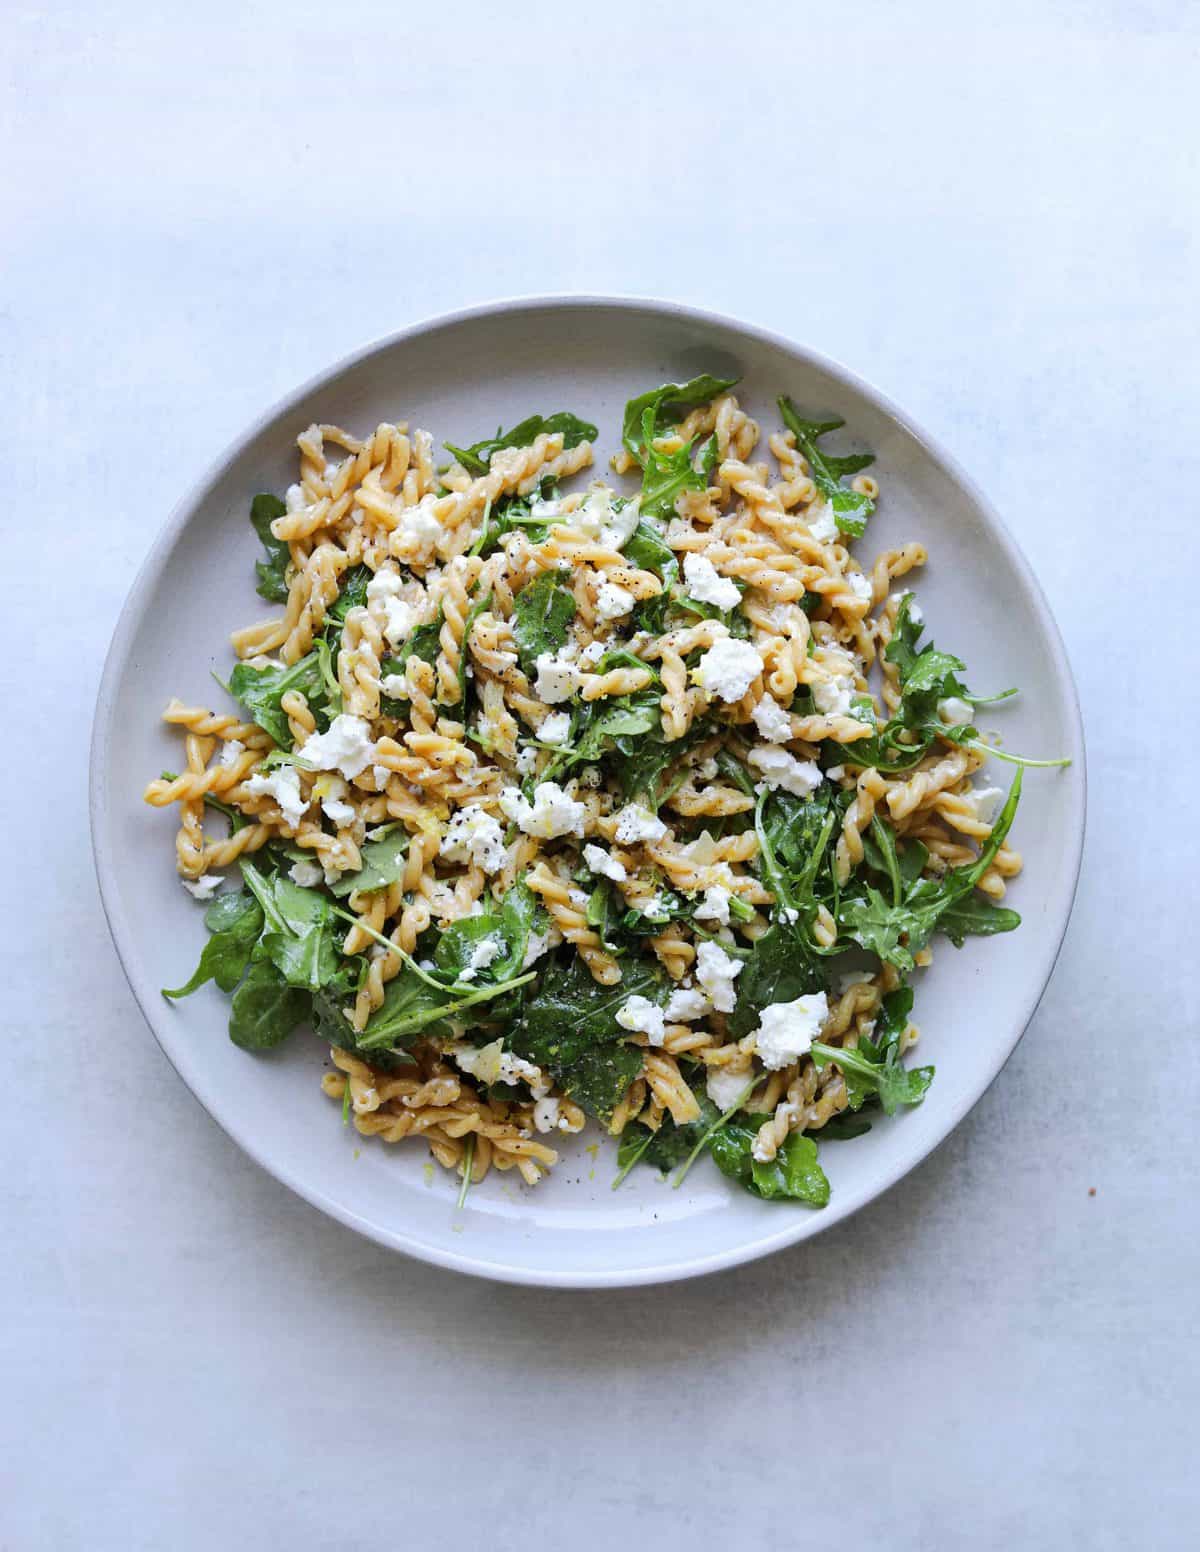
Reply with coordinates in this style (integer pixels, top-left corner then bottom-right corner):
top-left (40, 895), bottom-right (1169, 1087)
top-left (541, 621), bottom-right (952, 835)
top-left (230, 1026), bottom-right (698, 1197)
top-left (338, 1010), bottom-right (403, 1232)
top-left (91, 296), bottom-right (1085, 1287)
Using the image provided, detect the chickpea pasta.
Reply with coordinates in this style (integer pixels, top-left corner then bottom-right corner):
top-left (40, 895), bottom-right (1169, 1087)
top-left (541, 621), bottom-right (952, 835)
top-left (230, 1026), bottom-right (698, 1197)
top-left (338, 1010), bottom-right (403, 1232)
top-left (151, 377), bottom-right (1064, 1207)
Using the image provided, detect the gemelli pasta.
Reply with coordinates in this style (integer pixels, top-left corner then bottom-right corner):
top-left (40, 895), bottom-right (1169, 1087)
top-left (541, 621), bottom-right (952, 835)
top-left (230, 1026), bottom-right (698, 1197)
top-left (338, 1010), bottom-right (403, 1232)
top-left (147, 376), bottom-right (1063, 1205)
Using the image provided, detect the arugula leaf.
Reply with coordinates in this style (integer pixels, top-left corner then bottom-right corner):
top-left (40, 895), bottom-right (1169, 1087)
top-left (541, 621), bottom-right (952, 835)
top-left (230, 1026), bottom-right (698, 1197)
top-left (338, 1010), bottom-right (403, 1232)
top-left (511, 953), bottom-right (667, 1118)
top-left (938, 893), bottom-right (1022, 945)
top-left (328, 831), bottom-right (409, 898)
top-left (459, 588), bottom-right (492, 706)
top-left (511, 573), bottom-right (576, 675)
top-left (623, 521), bottom-right (679, 583)
top-left (328, 564), bottom-right (372, 623)
top-left (162, 888), bottom-right (264, 999)
top-left (838, 772), bottom-right (1023, 968)
top-left (707, 1118), bottom-right (831, 1205)
top-left (574, 685), bottom-right (663, 765)
top-left (811, 1041), bottom-right (933, 1117)
top-left (727, 925), bottom-right (825, 1038)
top-left (778, 398), bottom-right (876, 538)
top-left (228, 960), bottom-right (311, 1050)
top-left (379, 618), bottom-right (442, 714)
top-left (614, 1100), bottom-right (715, 1184)
top-left (250, 493), bottom-right (290, 603)
top-left (636, 409), bottom-right (714, 522)
top-left (621, 374), bottom-right (740, 463)
top-left (445, 412), bottom-right (597, 477)
top-left (228, 650), bottom-right (328, 750)
top-left (240, 860), bottom-right (341, 993)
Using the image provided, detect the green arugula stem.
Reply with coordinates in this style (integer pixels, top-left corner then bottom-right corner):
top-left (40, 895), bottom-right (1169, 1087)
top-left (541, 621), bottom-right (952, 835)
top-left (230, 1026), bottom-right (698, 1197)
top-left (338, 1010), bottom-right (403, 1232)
top-left (610, 1126), bottom-right (657, 1191)
top-left (456, 1134), bottom-right (476, 1209)
top-left (341, 1072), bottom-right (352, 1126)
top-left (969, 741), bottom-right (1072, 769)
top-left (671, 1078), bottom-right (761, 1190)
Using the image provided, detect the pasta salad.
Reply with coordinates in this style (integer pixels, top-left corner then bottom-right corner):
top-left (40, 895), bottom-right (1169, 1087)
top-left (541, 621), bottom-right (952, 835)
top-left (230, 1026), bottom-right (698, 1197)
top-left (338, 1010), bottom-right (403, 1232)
top-left (147, 374), bottom-right (1063, 1206)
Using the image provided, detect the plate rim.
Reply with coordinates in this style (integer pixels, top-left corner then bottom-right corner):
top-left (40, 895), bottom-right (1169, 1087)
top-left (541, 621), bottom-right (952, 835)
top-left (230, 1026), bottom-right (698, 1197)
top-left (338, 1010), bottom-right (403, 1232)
top-left (89, 292), bottom-right (1088, 1288)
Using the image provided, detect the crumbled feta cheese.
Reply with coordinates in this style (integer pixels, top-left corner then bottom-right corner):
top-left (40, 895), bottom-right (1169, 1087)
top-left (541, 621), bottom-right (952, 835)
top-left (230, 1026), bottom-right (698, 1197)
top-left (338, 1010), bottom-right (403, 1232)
top-left (835, 969), bottom-right (875, 995)
top-left (966, 784), bottom-right (1005, 823)
top-left (298, 714), bottom-right (377, 779)
top-left (751, 696), bottom-right (792, 743)
top-left (323, 796), bottom-right (356, 829)
top-left (613, 804), bottom-right (667, 844)
top-left (683, 552), bottom-right (741, 610)
top-left (579, 640), bottom-right (606, 666)
top-left (529, 494), bottom-right (562, 520)
top-left (665, 984), bottom-right (712, 1022)
top-left (533, 1096), bottom-right (563, 1133)
top-left (826, 765), bottom-right (846, 782)
top-left (499, 782), bottom-right (586, 839)
top-left (538, 711), bottom-right (572, 744)
top-left (904, 593), bottom-right (924, 625)
top-left (616, 994), bottom-right (666, 1045)
top-left (694, 638), bottom-right (764, 702)
top-left (706, 1065), bottom-right (751, 1111)
top-left (521, 924), bottom-right (560, 968)
top-left (394, 495), bottom-right (443, 560)
top-left (181, 873), bottom-right (222, 900)
top-left (938, 696), bottom-right (974, 726)
top-left (365, 568), bottom-right (417, 647)
top-left (218, 739), bottom-right (245, 767)
top-left (372, 764), bottom-right (390, 789)
top-left (285, 482), bottom-right (306, 512)
top-left (694, 884), bottom-right (732, 925)
top-left (752, 992), bottom-right (829, 1069)
top-left (747, 746), bottom-right (824, 797)
top-left (288, 858), bottom-right (324, 888)
top-left (577, 487), bottom-right (640, 550)
top-left (595, 581), bottom-right (636, 621)
top-left (439, 805), bottom-right (507, 873)
top-left (533, 650), bottom-right (579, 704)
top-left (806, 501), bottom-right (838, 542)
top-left (583, 843), bottom-right (627, 883)
top-left (450, 1041), bottom-right (549, 1095)
top-left (380, 671), bottom-right (409, 697)
top-left (514, 746), bottom-right (539, 774)
top-left (812, 673), bottom-right (854, 717)
top-left (694, 940), bottom-right (744, 1013)
top-left (458, 933), bottom-right (503, 983)
top-left (245, 764), bottom-right (307, 828)
top-left (846, 571), bottom-right (873, 607)
top-left (778, 906), bottom-right (800, 924)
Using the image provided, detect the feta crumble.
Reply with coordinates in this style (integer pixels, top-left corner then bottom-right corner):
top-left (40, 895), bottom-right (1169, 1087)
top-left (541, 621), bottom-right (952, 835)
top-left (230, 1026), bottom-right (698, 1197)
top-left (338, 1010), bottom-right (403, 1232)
top-left (458, 934), bottom-right (503, 983)
top-left (806, 501), bottom-right (838, 542)
top-left (245, 764), bottom-right (307, 829)
top-left (747, 745), bottom-right (824, 797)
top-left (439, 805), bottom-right (507, 874)
top-left (583, 843), bottom-right (628, 883)
top-left (751, 695), bottom-right (792, 743)
top-left (514, 746), bottom-right (539, 775)
top-left (846, 571), bottom-right (873, 607)
top-left (938, 696), bottom-right (974, 726)
top-left (694, 638), bottom-right (764, 702)
top-left (298, 714), bottom-right (377, 780)
top-left (533, 650), bottom-right (579, 704)
top-left (595, 581), bottom-right (636, 621)
top-left (966, 784), bottom-right (1005, 823)
top-left (612, 804), bottom-right (667, 844)
top-left (533, 1096), bottom-right (566, 1133)
top-left (665, 985), bottom-right (712, 1022)
top-left (499, 782), bottom-right (586, 839)
top-left (537, 711), bottom-right (572, 744)
top-left (393, 495), bottom-right (443, 561)
top-left (365, 568), bottom-right (417, 647)
top-left (218, 739), bottom-right (245, 767)
top-left (706, 1065), bottom-right (751, 1111)
top-left (450, 1041), bottom-right (549, 1095)
top-left (181, 873), bottom-right (222, 901)
top-left (752, 992), bottom-right (829, 1069)
top-left (694, 940), bottom-right (744, 1013)
top-left (615, 994), bottom-right (666, 1046)
top-left (683, 552), bottom-right (741, 611)
top-left (693, 884), bottom-right (732, 925)
top-left (288, 858), bottom-right (325, 888)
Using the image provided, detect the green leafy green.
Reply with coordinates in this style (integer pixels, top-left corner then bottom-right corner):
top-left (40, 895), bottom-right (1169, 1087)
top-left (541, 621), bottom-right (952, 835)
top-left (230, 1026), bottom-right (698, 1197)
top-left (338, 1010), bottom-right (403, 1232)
top-left (778, 398), bottom-right (876, 538)
top-left (228, 650), bottom-right (328, 750)
top-left (838, 771), bottom-right (1023, 970)
top-left (329, 564), bottom-right (372, 623)
top-left (708, 1121), bottom-right (831, 1205)
top-left (328, 831), bottom-right (409, 898)
top-left (811, 1040), bottom-right (933, 1117)
top-left (512, 953), bottom-right (668, 1118)
top-left (240, 860), bottom-right (341, 993)
top-left (446, 413), bottom-right (597, 477)
top-left (250, 493), bottom-right (290, 603)
top-left (511, 573), bottom-right (576, 675)
top-left (228, 960), bottom-right (311, 1050)
top-left (162, 888), bottom-right (264, 999)
top-left (621, 374), bottom-right (740, 463)
top-left (379, 618), bottom-right (442, 714)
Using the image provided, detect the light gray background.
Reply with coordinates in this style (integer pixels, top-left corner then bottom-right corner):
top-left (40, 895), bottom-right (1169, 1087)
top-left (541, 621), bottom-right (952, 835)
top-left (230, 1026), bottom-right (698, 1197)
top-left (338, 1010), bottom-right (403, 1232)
top-left (3, 2), bottom-right (1196, 1547)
